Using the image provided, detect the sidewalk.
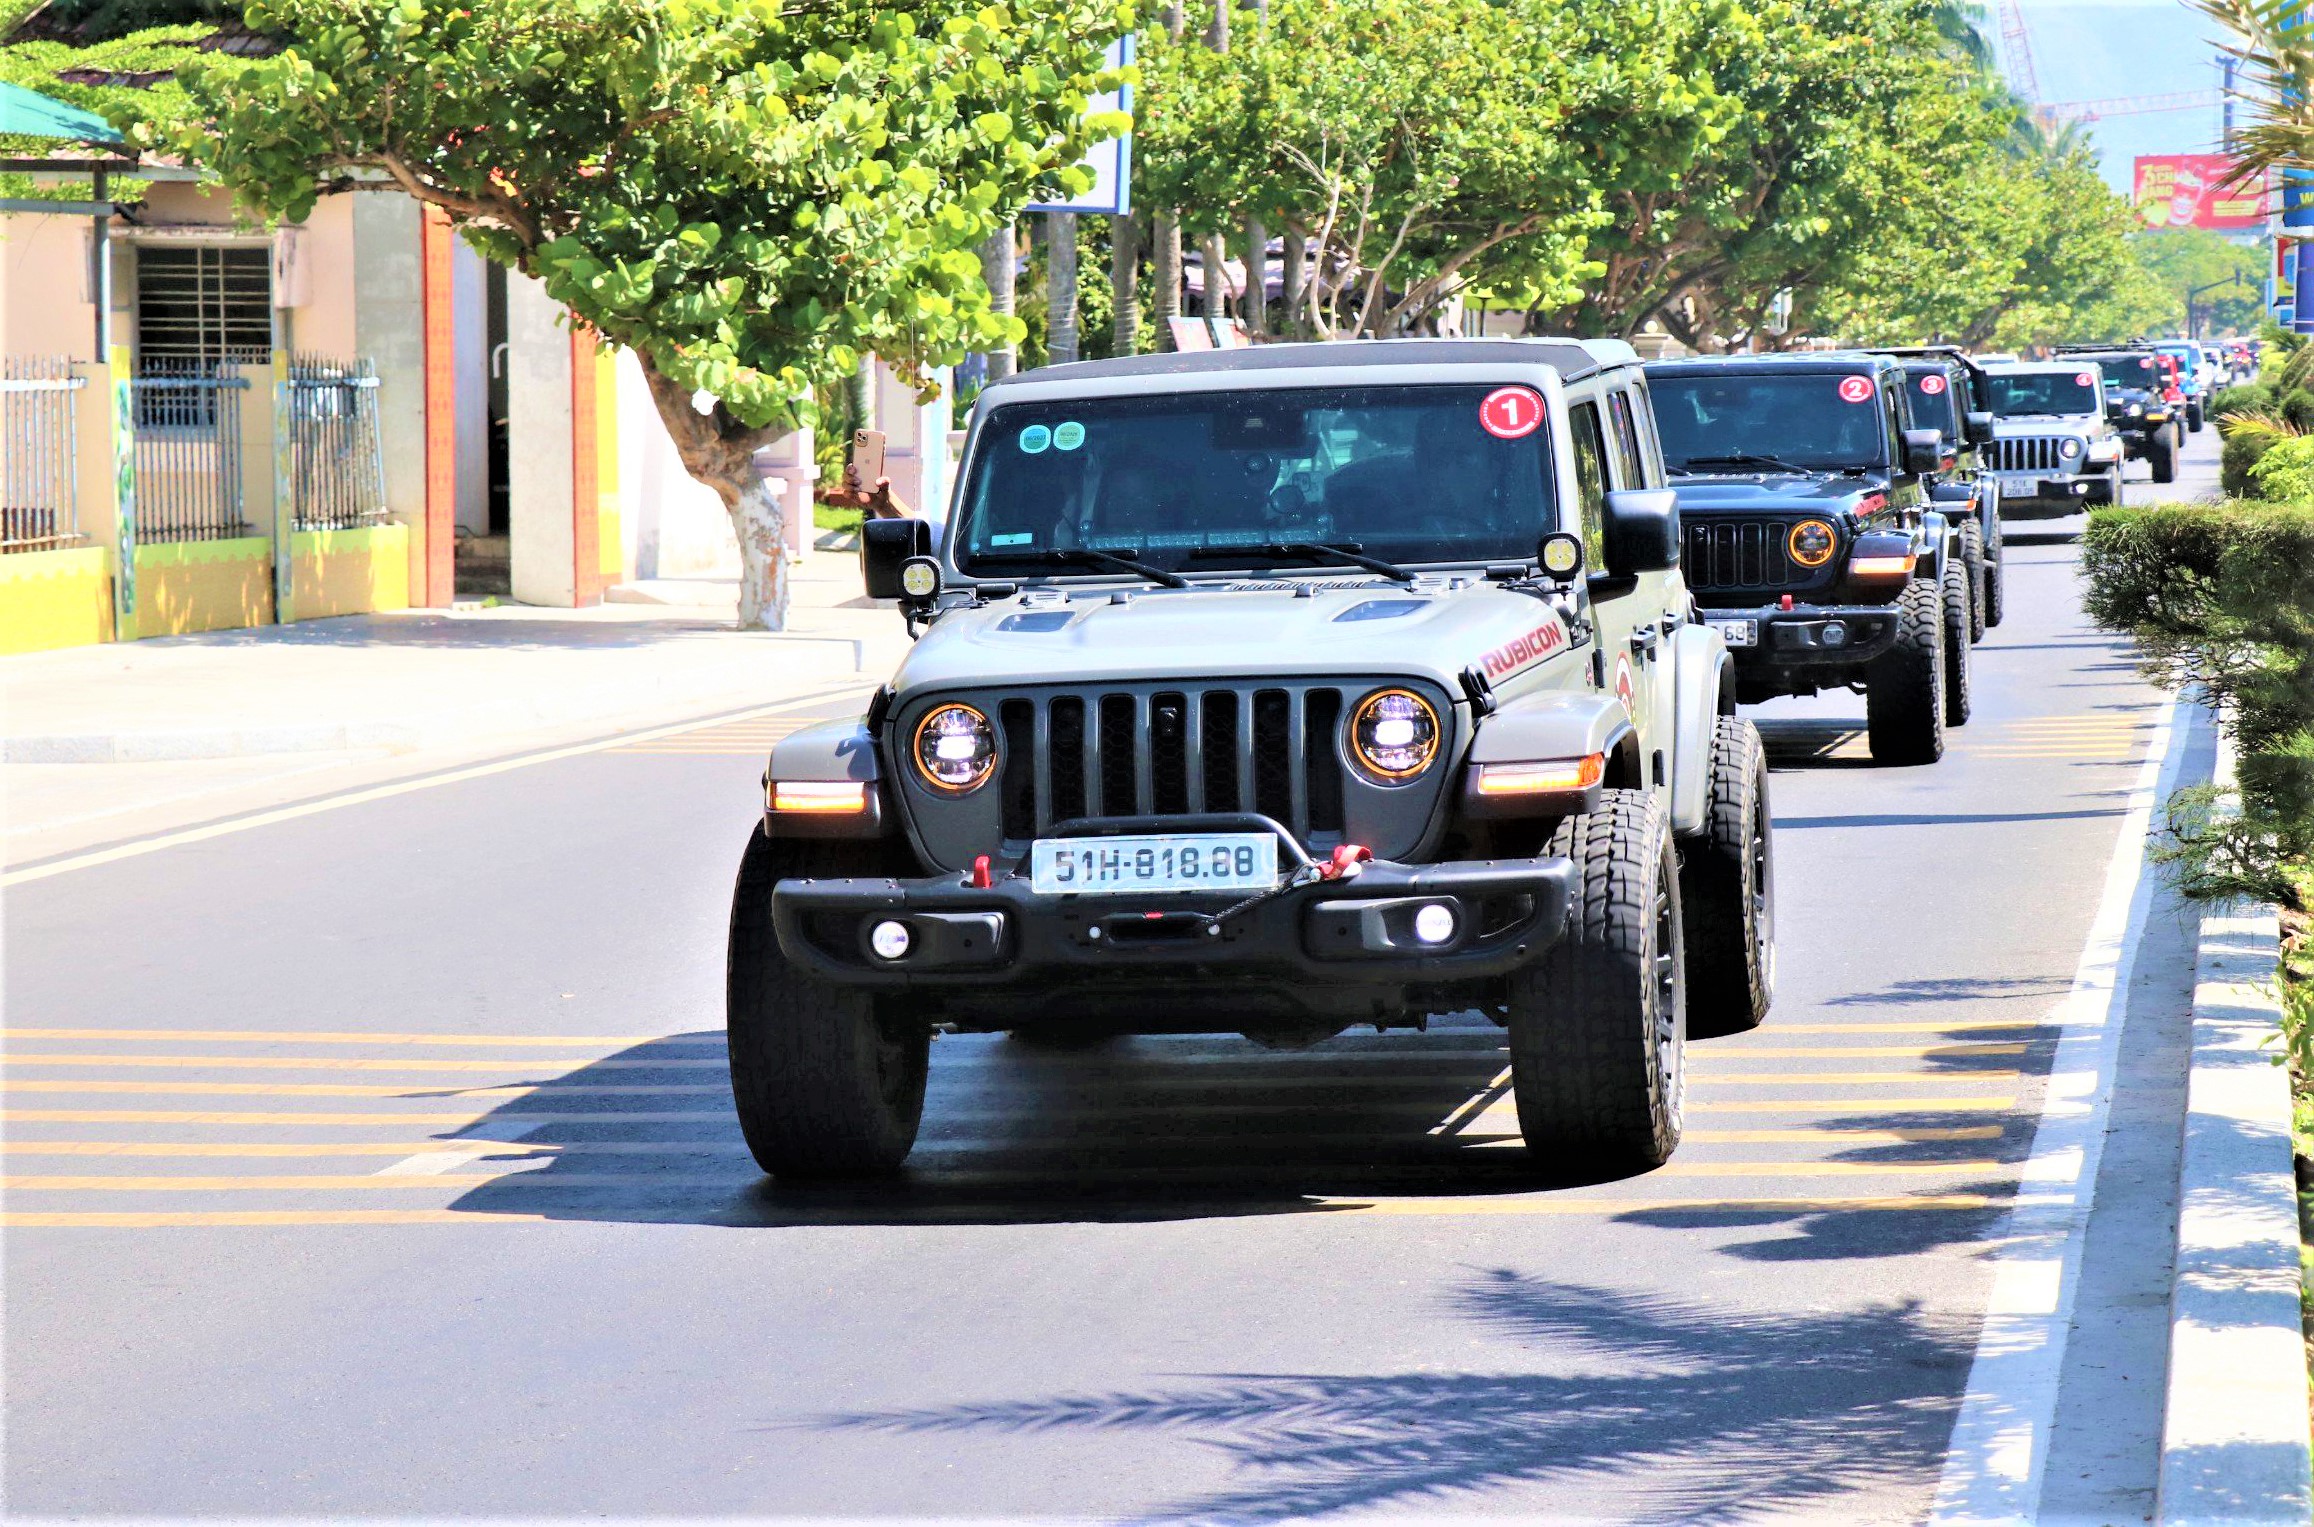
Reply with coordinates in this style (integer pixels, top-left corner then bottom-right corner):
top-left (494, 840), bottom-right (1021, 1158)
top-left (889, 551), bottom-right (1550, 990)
top-left (2, 550), bottom-right (902, 765)
top-left (2, 550), bottom-right (904, 864)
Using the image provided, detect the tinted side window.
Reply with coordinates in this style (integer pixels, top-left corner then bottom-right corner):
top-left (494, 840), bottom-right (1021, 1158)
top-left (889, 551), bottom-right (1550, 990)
top-left (1606, 390), bottom-right (1647, 489)
top-left (1569, 400), bottom-right (1610, 571)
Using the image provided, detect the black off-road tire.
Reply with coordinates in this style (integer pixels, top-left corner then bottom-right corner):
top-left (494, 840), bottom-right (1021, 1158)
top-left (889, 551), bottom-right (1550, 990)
top-left (1959, 517), bottom-right (1987, 643)
top-left (2188, 400), bottom-right (2205, 433)
top-left (1981, 512), bottom-right (2005, 629)
top-left (1866, 576), bottom-right (1947, 766)
top-left (1679, 717), bottom-right (1774, 1039)
top-left (727, 828), bottom-right (931, 1180)
top-left (1940, 550), bottom-right (1973, 727)
top-left (1508, 789), bottom-right (1685, 1173)
top-left (2149, 428), bottom-right (2178, 485)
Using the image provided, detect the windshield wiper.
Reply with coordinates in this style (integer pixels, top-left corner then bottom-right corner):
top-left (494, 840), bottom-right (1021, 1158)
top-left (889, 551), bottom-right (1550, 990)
top-left (1674, 453), bottom-right (1813, 474)
top-left (1184, 540), bottom-right (1417, 585)
top-left (995, 547), bottom-right (1190, 589)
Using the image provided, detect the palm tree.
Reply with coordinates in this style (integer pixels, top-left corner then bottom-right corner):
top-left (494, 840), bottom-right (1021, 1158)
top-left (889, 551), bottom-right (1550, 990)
top-left (2191, 0), bottom-right (2314, 188)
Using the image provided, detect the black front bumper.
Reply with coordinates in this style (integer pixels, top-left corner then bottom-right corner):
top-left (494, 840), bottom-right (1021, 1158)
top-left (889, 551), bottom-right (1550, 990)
top-left (1702, 602), bottom-right (1903, 677)
top-left (767, 814), bottom-right (1574, 996)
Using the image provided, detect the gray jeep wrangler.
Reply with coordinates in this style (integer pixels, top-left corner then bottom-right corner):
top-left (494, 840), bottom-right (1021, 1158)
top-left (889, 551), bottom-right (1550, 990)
top-left (729, 339), bottom-right (1775, 1182)
top-left (1981, 361), bottom-right (2126, 516)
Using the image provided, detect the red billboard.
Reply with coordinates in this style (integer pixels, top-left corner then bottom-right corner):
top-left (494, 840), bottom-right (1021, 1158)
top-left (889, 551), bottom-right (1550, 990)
top-left (2134, 154), bottom-right (2268, 231)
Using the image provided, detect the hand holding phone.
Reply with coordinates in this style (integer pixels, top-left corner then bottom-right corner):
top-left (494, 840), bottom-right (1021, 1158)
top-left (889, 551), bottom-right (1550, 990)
top-left (848, 429), bottom-right (887, 495)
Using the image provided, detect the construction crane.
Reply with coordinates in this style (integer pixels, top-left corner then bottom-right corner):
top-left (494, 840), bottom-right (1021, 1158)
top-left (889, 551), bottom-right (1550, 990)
top-left (2038, 89), bottom-right (2226, 125)
top-left (1996, 0), bottom-right (2041, 103)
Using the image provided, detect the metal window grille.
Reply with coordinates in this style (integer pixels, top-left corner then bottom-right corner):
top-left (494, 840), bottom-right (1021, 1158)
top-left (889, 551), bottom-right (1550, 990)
top-left (1, 357), bottom-right (84, 554)
top-left (286, 356), bottom-right (389, 531)
top-left (128, 367), bottom-right (251, 543)
top-left (133, 246), bottom-right (271, 430)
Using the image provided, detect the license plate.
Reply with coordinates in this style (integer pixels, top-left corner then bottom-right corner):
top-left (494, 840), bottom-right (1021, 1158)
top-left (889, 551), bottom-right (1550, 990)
top-left (1713, 618), bottom-right (1758, 648)
top-left (1030, 832), bottom-right (1278, 896)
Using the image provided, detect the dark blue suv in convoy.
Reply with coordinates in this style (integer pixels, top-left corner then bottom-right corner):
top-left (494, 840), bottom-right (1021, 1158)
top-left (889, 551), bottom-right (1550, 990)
top-left (1644, 353), bottom-right (1974, 765)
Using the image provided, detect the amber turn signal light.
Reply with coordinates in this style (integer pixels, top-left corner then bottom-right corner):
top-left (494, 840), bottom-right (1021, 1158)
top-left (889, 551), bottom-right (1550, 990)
top-left (1475, 754), bottom-right (1606, 796)
top-left (769, 780), bottom-right (869, 814)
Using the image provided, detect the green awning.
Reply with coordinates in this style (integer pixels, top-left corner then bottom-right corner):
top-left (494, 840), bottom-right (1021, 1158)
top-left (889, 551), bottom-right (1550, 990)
top-left (0, 81), bottom-right (126, 146)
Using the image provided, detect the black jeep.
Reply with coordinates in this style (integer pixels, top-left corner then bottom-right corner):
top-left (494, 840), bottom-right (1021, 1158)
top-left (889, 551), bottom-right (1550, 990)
top-left (1644, 353), bottom-right (1972, 765)
top-left (2052, 347), bottom-right (2180, 484)
top-left (1878, 346), bottom-right (2005, 638)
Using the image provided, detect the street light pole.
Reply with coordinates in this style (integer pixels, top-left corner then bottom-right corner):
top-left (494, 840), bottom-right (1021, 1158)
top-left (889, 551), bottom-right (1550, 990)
top-left (2186, 268), bottom-right (2249, 340)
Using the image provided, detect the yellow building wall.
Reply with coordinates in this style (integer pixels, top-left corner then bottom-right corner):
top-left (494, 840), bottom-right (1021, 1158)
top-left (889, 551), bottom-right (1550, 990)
top-left (289, 524), bottom-right (410, 620)
top-left (1, 212), bottom-right (99, 360)
top-left (126, 538), bottom-right (274, 639)
top-left (0, 547), bottom-right (113, 654)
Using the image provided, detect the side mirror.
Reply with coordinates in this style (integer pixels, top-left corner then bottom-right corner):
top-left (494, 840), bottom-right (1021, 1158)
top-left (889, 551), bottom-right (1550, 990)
top-left (1601, 488), bottom-right (1680, 576)
top-left (1963, 410), bottom-right (1995, 446)
top-left (860, 516), bottom-right (934, 601)
top-left (1900, 428), bottom-right (1944, 476)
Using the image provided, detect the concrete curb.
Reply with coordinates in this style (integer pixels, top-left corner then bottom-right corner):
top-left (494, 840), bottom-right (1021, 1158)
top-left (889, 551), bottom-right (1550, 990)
top-left (2156, 728), bottom-right (2313, 1525)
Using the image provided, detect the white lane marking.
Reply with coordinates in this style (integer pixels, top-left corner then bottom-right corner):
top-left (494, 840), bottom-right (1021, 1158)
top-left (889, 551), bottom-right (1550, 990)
top-left (374, 1120), bottom-right (544, 1177)
top-left (1929, 692), bottom-right (2190, 1524)
top-left (2, 686), bottom-right (865, 887)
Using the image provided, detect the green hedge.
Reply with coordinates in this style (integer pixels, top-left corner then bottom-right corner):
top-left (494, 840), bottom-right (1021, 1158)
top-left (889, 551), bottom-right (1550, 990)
top-left (2082, 502), bottom-right (2314, 913)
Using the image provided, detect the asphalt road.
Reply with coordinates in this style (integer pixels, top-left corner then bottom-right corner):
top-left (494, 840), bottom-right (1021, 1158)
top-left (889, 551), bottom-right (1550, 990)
top-left (3, 432), bottom-right (2222, 1523)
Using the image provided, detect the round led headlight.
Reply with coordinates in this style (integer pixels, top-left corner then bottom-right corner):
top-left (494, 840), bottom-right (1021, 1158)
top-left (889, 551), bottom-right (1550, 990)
top-left (2059, 437), bottom-right (2083, 459)
top-left (1787, 520), bottom-right (1836, 569)
top-left (1350, 688), bottom-right (1440, 781)
top-left (911, 703), bottom-right (997, 794)
top-left (2127, 403), bottom-right (2143, 417)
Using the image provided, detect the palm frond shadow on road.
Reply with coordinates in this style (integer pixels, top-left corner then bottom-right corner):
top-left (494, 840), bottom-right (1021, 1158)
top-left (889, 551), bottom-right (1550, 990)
top-left (807, 1269), bottom-right (1972, 1524)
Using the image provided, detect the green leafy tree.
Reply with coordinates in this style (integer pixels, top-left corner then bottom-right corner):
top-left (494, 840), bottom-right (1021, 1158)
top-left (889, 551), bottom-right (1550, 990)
top-left (153, 0), bottom-right (1126, 627)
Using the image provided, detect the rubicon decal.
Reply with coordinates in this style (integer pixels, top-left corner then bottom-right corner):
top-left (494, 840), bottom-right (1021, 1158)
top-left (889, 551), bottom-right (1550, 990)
top-left (1481, 620), bottom-right (1569, 679)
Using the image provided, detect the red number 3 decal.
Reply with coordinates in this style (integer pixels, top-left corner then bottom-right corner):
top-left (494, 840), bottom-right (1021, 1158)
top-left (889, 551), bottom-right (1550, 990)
top-left (1480, 387), bottom-right (1544, 440)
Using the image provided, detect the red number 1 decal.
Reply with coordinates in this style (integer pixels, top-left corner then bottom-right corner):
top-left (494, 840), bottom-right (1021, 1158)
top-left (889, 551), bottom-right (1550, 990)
top-left (1480, 386), bottom-right (1544, 440)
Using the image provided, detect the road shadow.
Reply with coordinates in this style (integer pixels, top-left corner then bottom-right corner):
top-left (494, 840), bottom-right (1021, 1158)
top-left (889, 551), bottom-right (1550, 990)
top-left (1755, 719), bottom-right (1880, 771)
top-left (434, 1023), bottom-right (1687, 1227)
top-left (804, 1268), bottom-right (1974, 1522)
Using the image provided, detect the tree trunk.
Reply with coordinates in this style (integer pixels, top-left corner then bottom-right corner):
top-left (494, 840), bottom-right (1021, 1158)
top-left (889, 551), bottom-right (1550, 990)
top-left (638, 360), bottom-right (789, 631)
top-left (1280, 227), bottom-right (1305, 340)
top-left (1152, 212), bottom-right (1182, 349)
top-left (1202, 231), bottom-right (1230, 322)
top-left (1045, 211), bottom-right (1079, 365)
top-left (1111, 211), bottom-right (1141, 354)
top-left (982, 220), bottom-right (1018, 381)
top-left (1243, 216), bottom-right (1268, 336)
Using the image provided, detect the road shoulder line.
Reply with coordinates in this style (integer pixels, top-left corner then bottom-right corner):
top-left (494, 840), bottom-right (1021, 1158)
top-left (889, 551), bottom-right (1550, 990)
top-left (2155, 728), bottom-right (2314, 1525)
top-left (1930, 693), bottom-right (2191, 1523)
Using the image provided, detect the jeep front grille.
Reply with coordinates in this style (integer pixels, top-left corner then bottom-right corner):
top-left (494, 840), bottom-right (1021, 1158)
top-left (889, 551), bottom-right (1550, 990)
top-left (1989, 436), bottom-right (2077, 472)
top-left (996, 683), bottom-right (1349, 842)
top-left (1683, 519), bottom-right (1804, 592)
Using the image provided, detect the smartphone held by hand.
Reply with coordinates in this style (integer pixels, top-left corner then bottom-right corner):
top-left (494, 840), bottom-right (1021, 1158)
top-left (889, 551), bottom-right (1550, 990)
top-left (848, 429), bottom-right (886, 495)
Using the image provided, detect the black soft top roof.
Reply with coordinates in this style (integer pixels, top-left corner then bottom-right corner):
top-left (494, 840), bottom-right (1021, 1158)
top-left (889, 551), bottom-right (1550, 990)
top-left (993, 338), bottom-right (1610, 390)
top-left (1644, 352), bottom-right (1892, 376)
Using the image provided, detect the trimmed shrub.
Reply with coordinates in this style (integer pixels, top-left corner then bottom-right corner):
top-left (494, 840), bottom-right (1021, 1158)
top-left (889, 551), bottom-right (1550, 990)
top-left (2082, 502), bottom-right (2314, 914)
top-left (2222, 428), bottom-right (2279, 497)
top-left (2251, 436), bottom-right (2314, 504)
top-left (2213, 381), bottom-right (2274, 419)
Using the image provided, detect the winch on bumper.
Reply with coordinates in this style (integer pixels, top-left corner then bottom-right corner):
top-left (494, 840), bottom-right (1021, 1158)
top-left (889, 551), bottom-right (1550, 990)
top-left (768, 812), bottom-right (1575, 992)
top-left (1703, 601), bottom-right (1903, 670)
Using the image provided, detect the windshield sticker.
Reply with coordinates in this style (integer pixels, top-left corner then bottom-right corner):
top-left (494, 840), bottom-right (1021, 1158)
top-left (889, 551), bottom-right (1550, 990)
top-left (2076, 371), bottom-right (2098, 387)
top-left (1479, 387), bottom-right (1545, 440)
top-left (1018, 424), bottom-right (1052, 454)
top-left (1918, 373), bottom-right (1947, 395)
top-left (1052, 421), bottom-right (1085, 451)
top-left (1837, 376), bottom-right (1875, 404)
top-left (990, 532), bottom-right (1035, 547)
top-left (1480, 619), bottom-right (1568, 680)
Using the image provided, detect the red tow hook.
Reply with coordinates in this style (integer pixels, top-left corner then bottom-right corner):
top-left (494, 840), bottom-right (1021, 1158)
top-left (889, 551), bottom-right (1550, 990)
top-left (1322, 844), bottom-right (1373, 881)
top-left (968, 854), bottom-right (993, 889)
top-left (1779, 594), bottom-right (1795, 612)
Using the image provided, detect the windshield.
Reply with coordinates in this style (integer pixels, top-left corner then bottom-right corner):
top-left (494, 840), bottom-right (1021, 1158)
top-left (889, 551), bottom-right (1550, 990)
top-left (953, 384), bottom-right (1560, 576)
top-left (1904, 368), bottom-right (1962, 440)
top-left (1986, 370), bottom-right (2101, 416)
top-left (2085, 354), bottom-right (2160, 392)
top-left (1650, 372), bottom-right (1890, 473)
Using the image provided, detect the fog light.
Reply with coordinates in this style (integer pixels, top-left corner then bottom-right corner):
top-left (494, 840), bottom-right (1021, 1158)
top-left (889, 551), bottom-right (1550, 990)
top-left (1413, 903), bottom-right (1456, 946)
top-left (1821, 621), bottom-right (1848, 647)
top-left (869, 920), bottom-right (912, 961)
